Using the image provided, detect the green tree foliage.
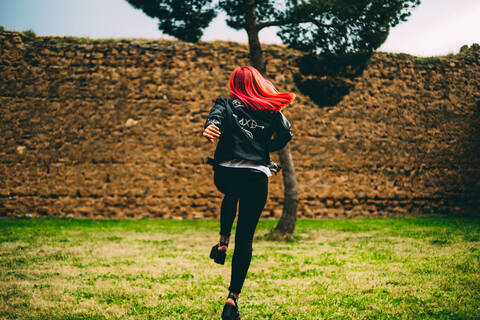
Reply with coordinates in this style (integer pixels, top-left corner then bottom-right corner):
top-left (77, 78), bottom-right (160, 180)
top-left (279, 0), bottom-right (420, 54)
top-left (126, 0), bottom-right (420, 56)
top-left (216, 0), bottom-right (419, 53)
top-left (218, 0), bottom-right (285, 30)
top-left (126, 0), bottom-right (216, 42)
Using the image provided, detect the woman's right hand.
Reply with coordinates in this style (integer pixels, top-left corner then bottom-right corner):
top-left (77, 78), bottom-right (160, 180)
top-left (203, 124), bottom-right (221, 143)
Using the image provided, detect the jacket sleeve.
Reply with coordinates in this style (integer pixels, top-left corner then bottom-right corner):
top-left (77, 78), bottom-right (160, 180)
top-left (268, 111), bottom-right (293, 152)
top-left (204, 97), bottom-right (227, 130)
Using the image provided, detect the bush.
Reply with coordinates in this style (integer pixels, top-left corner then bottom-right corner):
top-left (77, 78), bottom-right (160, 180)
top-left (457, 44), bottom-right (478, 59)
top-left (22, 29), bottom-right (36, 39)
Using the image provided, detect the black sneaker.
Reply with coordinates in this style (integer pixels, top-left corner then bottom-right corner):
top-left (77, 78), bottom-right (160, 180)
top-left (221, 293), bottom-right (240, 320)
top-left (209, 241), bottom-right (228, 265)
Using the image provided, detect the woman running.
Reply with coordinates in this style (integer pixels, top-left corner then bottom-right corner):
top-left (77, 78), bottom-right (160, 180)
top-left (203, 66), bottom-right (295, 320)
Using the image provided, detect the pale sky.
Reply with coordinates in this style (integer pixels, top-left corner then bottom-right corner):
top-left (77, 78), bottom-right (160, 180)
top-left (0, 0), bottom-right (479, 57)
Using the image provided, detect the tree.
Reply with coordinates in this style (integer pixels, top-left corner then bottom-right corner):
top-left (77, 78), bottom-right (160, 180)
top-left (126, 0), bottom-right (420, 237)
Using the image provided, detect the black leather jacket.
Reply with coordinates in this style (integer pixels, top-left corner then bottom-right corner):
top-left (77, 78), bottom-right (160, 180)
top-left (204, 97), bottom-right (293, 166)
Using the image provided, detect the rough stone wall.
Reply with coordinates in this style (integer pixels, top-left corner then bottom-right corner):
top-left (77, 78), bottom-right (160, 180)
top-left (1, 30), bottom-right (479, 219)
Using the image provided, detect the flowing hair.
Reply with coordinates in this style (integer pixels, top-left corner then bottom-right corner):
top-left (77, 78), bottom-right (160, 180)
top-left (229, 66), bottom-right (295, 112)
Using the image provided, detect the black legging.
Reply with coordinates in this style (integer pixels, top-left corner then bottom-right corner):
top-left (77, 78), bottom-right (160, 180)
top-left (213, 165), bottom-right (268, 295)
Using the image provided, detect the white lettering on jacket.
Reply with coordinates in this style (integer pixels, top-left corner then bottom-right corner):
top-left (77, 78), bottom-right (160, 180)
top-left (233, 113), bottom-right (265, 130)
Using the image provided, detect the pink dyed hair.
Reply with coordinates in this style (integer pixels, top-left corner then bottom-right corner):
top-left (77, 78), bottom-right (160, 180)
top-left (229, 66), bottom-right (295, 112)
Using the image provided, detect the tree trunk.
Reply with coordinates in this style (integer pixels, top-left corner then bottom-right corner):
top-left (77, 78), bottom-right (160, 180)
top-left (245, 0), bottom-right (265, 72)
top-left (274, 144), bottom-right (298, 234)
top-left (244, 1), bottom-right (299, 236)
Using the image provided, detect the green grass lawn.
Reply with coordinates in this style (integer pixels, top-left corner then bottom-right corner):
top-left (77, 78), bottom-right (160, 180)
top-left (0, 214), bottom-right (479, 320)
